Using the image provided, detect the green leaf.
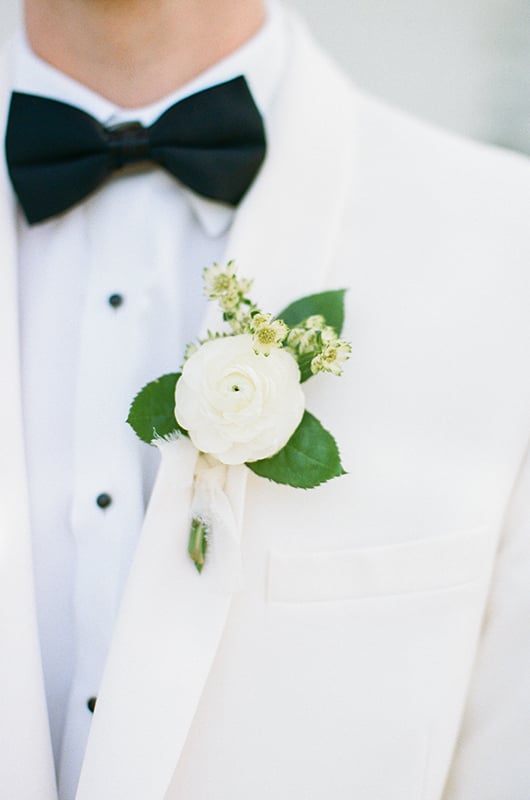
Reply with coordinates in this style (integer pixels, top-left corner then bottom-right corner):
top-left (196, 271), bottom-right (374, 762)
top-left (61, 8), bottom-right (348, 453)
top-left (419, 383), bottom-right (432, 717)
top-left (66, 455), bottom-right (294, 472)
top-left (296, 352), bottom-right (316, 384)
top-left (277, 289), bottom-right (347, 335)
top-left (127, 373), bottom-right (185, 444)
top-left (247, 411), bottom-right (346, 488)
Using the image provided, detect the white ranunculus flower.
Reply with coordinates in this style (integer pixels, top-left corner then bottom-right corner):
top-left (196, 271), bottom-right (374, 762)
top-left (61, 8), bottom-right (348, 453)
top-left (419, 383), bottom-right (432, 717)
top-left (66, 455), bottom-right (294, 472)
top-left (174, 334), bottom-right (305, 465)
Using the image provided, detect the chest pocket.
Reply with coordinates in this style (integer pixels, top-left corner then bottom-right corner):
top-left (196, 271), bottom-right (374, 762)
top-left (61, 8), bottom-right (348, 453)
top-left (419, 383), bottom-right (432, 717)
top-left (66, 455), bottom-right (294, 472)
top-left (267, 524), bottom-right (498, 603)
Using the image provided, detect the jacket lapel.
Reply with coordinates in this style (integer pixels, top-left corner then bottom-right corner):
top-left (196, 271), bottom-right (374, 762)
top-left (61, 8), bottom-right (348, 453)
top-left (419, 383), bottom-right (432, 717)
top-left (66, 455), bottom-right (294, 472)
top-left (76, 436), bottom-right (236, 800)
top-left (202, 13), bottom-right (357, 334)
top-left (0, 43), bottom-right (58, 800)
top-left (77, 13), bottom-right (357, 800)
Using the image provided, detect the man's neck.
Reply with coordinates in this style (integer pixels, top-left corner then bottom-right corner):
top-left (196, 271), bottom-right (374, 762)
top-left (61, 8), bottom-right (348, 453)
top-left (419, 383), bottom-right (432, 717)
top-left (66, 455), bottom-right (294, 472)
top-left (24, 0), bottom-right (266, 107)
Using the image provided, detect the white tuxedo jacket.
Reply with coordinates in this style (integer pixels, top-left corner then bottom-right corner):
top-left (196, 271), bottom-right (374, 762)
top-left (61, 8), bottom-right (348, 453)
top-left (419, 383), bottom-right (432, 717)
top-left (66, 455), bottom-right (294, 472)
top-left (1, 12), bottom-right (530, 800)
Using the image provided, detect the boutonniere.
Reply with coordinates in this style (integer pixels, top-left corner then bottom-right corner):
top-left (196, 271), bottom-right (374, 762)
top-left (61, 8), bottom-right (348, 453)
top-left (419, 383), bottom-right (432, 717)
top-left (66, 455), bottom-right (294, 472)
top-left (127, 262), bottom-right (351, 573)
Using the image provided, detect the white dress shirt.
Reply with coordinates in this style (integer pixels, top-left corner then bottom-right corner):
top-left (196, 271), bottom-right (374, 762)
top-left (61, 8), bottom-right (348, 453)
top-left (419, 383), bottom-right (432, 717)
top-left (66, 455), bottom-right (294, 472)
top-left (13, 4), bottom-right (288, 798)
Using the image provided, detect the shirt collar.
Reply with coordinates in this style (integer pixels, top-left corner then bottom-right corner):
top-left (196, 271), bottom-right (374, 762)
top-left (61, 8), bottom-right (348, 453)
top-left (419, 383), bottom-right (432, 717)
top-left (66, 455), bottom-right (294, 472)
top-left (13, 0), bottom-right (288, 238)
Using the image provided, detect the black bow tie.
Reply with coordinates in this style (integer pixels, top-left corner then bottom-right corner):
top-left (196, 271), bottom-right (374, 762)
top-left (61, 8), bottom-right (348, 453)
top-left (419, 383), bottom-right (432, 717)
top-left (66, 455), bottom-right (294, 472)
top-left (5, 76), bottom-right (266, 225)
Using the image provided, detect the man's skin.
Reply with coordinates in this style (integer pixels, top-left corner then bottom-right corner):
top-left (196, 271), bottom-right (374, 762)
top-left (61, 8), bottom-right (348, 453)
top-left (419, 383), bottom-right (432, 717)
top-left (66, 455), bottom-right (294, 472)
top-left (24, 0), bottom-right (266, 107)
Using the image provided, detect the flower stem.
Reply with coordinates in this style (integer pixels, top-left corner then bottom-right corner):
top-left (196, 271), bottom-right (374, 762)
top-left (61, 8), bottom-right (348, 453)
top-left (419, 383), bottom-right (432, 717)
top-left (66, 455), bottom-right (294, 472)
top-left (188, 517), bottom-right (208, 573)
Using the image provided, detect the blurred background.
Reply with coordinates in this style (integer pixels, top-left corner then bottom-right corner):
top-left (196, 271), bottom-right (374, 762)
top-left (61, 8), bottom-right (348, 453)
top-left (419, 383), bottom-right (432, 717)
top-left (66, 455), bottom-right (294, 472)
top-left (1, 0), bottom-right (528, 155)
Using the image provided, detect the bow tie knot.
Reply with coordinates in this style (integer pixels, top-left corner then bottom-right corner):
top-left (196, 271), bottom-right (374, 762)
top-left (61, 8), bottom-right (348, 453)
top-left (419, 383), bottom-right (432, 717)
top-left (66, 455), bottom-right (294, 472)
top-left (106, 121), bottom-right (152, 170)
top-left (5, 76), bottom-right (266, 225)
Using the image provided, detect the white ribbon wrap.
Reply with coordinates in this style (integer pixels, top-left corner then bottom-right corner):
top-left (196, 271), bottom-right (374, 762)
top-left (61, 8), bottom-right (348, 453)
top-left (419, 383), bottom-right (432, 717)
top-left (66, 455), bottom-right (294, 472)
top-left (189, 453), bottom-right (248, 595)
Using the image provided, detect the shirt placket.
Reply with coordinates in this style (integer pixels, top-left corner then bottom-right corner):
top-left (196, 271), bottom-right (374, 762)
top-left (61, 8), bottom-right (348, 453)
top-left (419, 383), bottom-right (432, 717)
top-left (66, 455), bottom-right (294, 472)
top-left (58, 183), bottom-right (154, 797)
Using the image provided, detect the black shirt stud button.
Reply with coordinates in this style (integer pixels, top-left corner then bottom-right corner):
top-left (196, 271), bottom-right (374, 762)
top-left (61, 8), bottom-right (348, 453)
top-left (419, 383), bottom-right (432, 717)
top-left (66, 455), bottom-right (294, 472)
top-left (87, 697), bottom-right (97, 714)
top-left (96, 493), bottom-right (112, 509)
top-left (108, 293), bottom-right (124, 309)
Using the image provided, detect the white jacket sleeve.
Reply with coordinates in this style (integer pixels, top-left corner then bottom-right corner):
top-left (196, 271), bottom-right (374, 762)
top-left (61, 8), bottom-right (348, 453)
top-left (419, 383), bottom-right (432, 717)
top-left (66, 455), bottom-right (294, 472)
top-left (444, 434), bottom-right (530, 799)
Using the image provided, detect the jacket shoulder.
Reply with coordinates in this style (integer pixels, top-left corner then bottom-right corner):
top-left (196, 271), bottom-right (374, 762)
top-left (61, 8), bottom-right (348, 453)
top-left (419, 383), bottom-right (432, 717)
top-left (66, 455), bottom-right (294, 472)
top-left (353, 85), bottom-right (530, 199)
top-left (288, 9), bottom-right (529, 206)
